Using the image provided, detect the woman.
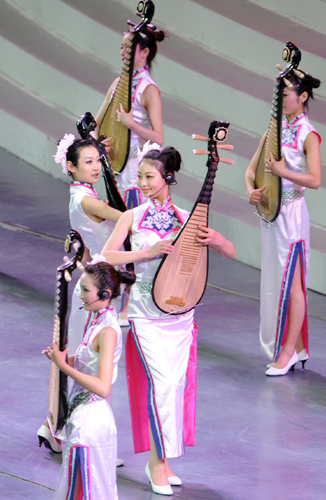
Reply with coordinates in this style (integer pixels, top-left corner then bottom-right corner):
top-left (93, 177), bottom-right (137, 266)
top-left (43, 258), bottom-right (136, 500)
top-left (38, 136), bottom-right (122, 452)
top-left (101, 146), bottom-right (235, 495)
top-left (94, 28), bottom-right (165, 325)
top-left (94, 28), bottom-right (165, 208)
top-left (245, 72), bottom-right (321, 376)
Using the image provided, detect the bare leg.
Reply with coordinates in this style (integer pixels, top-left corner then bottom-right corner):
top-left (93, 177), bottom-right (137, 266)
top-left (73, 464), bottom-right (83, 500)
top-left (148, 425), bottom-right (169, 486)
top-left (273, 257), bottom-right (305, 369)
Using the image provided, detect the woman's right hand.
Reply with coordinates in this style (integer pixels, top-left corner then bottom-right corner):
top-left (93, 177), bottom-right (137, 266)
top-left (147, 240), bottom-right (174, 259)
top-left (99, 135), bottom-right (112, 156)
top-left (249, 185), bottom-right (267, 205)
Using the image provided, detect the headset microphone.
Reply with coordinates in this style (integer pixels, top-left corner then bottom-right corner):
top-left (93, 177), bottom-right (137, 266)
top-left (163, 172), bottom-right (177, 185)
top-left (149, 174), bottom-right (177, 199)
top-left (79, 298), bottom-right (100, 310)
top-left (79, 290), bottom-right (111, 309)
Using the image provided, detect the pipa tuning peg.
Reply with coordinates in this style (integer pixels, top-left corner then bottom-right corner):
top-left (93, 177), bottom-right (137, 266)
top-left (283, 77), bottom-right (293, 88)
top-left (64, 270), bottom-right (72, 282)
top-left (193, 144), bottom-right (233, 155)
top-left (293, 68), bottom-right (305, 79)
top-left (76, 261), bottom-right (84, 271)
top-left (192, 134), bottom-right (208, 141)
top-left (276, 64), bottom-right (284, 71)
top-left (220, 158), bottom-right (234, 165)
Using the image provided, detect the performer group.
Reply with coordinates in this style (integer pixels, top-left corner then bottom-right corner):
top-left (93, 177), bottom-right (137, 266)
top-left (38, 2), bottom-right (322, 499)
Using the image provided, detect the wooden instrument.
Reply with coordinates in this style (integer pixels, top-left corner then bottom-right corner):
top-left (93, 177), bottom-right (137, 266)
top-left (152, 121), bottom-right (234, 315)
top-left (255, 41), bottom-right (303, 222)
top-left (47, 230), bottom-right (84, 435)
top-left (98, 0), bottom-right (155, 174)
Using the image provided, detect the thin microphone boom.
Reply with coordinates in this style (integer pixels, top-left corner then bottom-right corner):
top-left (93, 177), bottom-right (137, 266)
top-left (79, 298), bottom-right (101, 310)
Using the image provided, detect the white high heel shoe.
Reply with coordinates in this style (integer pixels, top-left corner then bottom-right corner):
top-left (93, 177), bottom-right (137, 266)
top-left (265, 351), bottom-right (298, 376)
top-left (267, 349), bottom-right (309, 370)
top-left (145, 463), bottom-right (173, 496)
top-left (297, 348), bottom-right (309, 368)
top-left (168, 475), bottom-right (182, 486)
top-left (37, 425), bottom-right (63, 453)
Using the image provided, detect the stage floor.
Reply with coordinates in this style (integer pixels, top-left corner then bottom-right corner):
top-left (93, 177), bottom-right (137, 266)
top-left (1, 147), bottom-right (326, 500)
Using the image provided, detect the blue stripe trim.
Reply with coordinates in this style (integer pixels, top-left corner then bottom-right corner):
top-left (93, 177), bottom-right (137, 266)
top-left (274, 241), bottom-right (305, 360)
top-left (129, 322), bottom-right (165, 459)
top-left (125, 188), bottom-right (141, 209)
top-left (66, 446), bottom-right (90, 500)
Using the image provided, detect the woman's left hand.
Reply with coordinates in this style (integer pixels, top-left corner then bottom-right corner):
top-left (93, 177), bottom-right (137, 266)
top-left (116, 104), bottom-right (134, 128)
top-left (42, 342), bottom-right (68, 370)
top-left (265, 153), bottom-right (286, 177)
top-left (195, 225), bottom-right (220, 246)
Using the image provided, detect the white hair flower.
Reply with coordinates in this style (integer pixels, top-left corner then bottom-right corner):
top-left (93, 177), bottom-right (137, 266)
top-left (88, 254), bottom-right (107, 265)
top-left (137, 140), bottom-right (162, 164)
top-left (53, 133), bottom-right (75, 174)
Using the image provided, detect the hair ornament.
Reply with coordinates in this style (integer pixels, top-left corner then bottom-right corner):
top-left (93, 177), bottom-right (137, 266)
top-left (53, 133), bottom-right (75, 174)
top-left (137, 140), bottom-right (162, 164)
top-left (88, 253), bottom-right (107, 265)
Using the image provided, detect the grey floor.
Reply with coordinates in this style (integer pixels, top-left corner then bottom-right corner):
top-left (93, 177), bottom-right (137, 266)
top-left (1, 147), bottom-right (326, 500)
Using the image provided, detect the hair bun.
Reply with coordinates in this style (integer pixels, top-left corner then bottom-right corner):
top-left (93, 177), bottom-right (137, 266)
top-left (311, 76), bottom-right (321, 89)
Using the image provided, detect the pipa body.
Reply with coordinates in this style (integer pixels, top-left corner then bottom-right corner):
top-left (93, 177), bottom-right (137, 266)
top-left (255, 41), bottom-right (302, 223)
top-left (99, 1), bottom-right (155, 173)
top-left (47, 230), bottom-right (84, 435)
top-left (152, 121), bottom-right (230, 315)
top-left (255, 79), bottom-right (283, 222)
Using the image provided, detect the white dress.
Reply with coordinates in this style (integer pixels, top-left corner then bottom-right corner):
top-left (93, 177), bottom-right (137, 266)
top-left (260, 112), bottom-right (321, 360)
top-left (125, 197), bottom-right (197, 459)
top-left (53, 307), bottom-right (122, 500)
top-left (68, 181), bottom-right (116, 354)
top-left (113, 66), bottom-right (160, 208)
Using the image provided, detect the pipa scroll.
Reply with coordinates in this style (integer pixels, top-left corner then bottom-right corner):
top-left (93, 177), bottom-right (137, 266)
top-left (152, 121), bottom-right (234, 315)
top-left (255, 41), bottom-right (302, 222)
top-left (47, 230), bottom-right (84, 435)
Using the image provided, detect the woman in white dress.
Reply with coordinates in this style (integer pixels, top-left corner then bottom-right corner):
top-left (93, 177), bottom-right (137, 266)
top-left (102, 145), bottom-right (235, 495)
top-left (38, 136), bottom-right (122, 452)
top-left (245, 71), bottom-right (321, 376)
top-left (43, 258), bottom-right (135, 500)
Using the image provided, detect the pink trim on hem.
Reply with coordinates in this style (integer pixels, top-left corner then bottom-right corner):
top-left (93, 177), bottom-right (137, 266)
top-left (125, 320), bottom-right (197, 454)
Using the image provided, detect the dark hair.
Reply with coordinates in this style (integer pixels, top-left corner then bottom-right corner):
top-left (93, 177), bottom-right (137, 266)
top-left (65, 138), bottom-right (98, 176)
top-left (84, 262), bottom-right (136, 300)
top-left (288, 72), bottom-right (321, 109)
top-left (142, 146), bottom-right (181, 179)
top-left (135, 29), bottom-right (165, 71)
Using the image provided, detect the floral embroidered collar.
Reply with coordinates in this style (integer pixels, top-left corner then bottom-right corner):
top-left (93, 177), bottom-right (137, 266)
top-left (70, 181), bottom-right (99, 199)
top-left (83, 307), bottom-right (114, 341)
top-left (149, 195), bottom-right (172, 213)
top-left (133, 65), bottom-right (148, 78)
top-left (285, 111), bottom-right (306, 130)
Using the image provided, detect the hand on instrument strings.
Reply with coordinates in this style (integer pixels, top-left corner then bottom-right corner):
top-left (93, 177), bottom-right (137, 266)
top-left (147, 239), bottom-right (174, 259)
top-left (195, 225), bottom-right (236, 259)
top-left (42, 342), bottom-right (68, 370)
top-left (265, 153), bottom-right (286, 177)
top-left (116, 104), bottom-right (134, 128)
top-left (249, 185), bottom-right (267, 205)
top-left (195, 225), bottom-right (217, 246)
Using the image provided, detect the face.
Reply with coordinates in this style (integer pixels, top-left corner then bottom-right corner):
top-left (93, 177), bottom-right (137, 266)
top-left (80, 272), bottom-right (108, 312)
top-left (283, 87), bottom-right (306, 119)
top-left (137, 160), bottom-right (168, 200)
top-left (67, 146), bottom-right (101, 184)
top-left (120, 33), bottom-right (149, 70)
